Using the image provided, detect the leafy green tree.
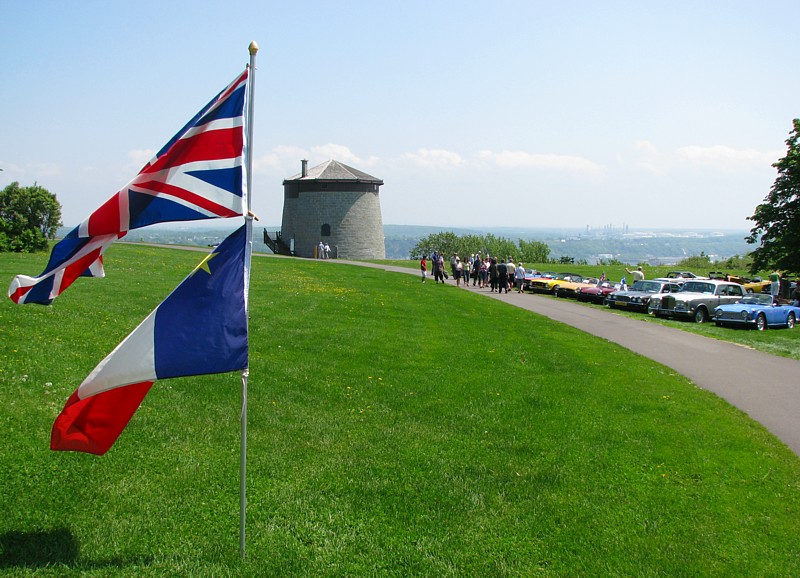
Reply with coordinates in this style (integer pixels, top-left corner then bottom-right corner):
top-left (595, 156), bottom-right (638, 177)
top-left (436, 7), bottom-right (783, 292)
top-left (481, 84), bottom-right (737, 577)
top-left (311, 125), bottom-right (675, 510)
top-left (0, 182), bottom-right (63, 252)
top-left (480, 234), bottom-right (517, 261)
top-left (746, 118), bottom-right (800, 275)
top-left (676, 253), bottom-right (712, 270)
top-left (409, 231), bottom-right (461, 259)
top-left (721, 254), bottom-right (753, 271)
top-left (410, 231), bottom-right (514, 260)
top-left (518, 239), bottom-right (551, 263)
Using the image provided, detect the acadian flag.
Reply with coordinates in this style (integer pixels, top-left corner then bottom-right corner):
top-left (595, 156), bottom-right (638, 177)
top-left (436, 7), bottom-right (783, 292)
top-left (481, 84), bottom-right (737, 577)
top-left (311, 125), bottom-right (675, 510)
top-left (51, 224), bottom-right (249, 455)
top-left (9, 69), bottom-right (249, 305)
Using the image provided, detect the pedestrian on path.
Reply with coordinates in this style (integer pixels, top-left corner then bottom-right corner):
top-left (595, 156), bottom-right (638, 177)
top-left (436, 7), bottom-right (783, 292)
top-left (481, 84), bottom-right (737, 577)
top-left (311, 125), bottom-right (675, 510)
top-left (515, 262), bottom-right (526, 293)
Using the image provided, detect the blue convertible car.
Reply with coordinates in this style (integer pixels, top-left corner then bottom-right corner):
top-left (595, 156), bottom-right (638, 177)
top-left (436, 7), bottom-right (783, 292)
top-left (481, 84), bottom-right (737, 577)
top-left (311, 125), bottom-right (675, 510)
top-left (714, 294), bottom-right (800, 330)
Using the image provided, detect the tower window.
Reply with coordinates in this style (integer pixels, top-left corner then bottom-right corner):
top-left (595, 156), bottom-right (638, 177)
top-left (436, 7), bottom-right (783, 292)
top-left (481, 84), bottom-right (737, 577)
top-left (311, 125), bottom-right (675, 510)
top-left (321, 224), bottom-right (331, 237)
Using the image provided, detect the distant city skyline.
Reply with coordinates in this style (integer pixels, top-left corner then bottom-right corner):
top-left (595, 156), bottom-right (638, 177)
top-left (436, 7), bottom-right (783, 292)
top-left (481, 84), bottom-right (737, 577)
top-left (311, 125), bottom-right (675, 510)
top-left (2, 1), bottom-right (797, 231)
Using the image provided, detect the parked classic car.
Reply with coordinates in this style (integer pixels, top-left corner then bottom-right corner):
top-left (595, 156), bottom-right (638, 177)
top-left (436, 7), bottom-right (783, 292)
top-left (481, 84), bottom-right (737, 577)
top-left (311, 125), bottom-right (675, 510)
top-left (648, 280), bottom-right (746, 323)
top-left (555, 277), bottom-right (599, 299)
top-left (527, 272), bottom-right (584, 295)
top-left (714, 294), bottom-right (800, 330)
top-left (576, 281), bottom-right (618, 304)
top-left (522, 270), bottom-right (553, 291)
top-left (605, 280), bottom-right (683, 312)
top-left (651, 271), bottom-right (705, 286)
top-left (708, 272), bottom-right (772, 294)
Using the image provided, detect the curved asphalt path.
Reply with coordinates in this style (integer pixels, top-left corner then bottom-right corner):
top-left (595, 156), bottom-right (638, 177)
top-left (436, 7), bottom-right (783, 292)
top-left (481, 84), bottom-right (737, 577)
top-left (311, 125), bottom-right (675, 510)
top-left (335, 260), bottom-right (800, 457)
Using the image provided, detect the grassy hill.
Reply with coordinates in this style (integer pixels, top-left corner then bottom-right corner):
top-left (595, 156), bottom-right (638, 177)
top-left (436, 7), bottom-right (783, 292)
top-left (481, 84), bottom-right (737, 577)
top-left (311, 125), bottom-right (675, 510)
top-left (2, 244), bottom-right (799, 576)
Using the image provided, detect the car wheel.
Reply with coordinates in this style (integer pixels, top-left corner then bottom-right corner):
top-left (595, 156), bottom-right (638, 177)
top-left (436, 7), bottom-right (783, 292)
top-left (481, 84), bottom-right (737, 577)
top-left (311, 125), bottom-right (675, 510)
top-left (746, 288), bottom-right (753, 294)
top-left (788, 312), bottom-right (795, 330)
top-left (552, 285), bottom-right (560, 297)
top-left (756, 313), bottom-right (767, 331)
top-left (694, 307), bottom-right (708, 324)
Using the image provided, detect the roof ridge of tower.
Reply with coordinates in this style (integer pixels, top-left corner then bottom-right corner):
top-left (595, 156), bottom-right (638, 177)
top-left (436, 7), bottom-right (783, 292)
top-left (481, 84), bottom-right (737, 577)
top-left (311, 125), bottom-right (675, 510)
top-left (286, 159), bottom-right (382, 182)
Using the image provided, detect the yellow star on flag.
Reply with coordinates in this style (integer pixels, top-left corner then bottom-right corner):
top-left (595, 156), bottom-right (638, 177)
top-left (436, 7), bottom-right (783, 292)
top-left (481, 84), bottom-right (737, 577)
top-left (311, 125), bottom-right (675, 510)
top-left (191, 252), bottom-right (217, 276)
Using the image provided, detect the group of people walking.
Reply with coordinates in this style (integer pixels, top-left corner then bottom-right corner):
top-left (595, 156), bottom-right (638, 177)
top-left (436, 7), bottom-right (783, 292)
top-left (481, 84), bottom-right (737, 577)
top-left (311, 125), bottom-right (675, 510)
top-left (420, 252), bottom-right (527, 293)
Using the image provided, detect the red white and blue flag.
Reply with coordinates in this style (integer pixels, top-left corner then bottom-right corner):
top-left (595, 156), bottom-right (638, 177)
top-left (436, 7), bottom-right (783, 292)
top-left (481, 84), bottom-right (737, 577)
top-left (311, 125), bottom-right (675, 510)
top-left (9, 69), bottom-right (249, 305)
top-left (51, 224), bottom-right (249, 455)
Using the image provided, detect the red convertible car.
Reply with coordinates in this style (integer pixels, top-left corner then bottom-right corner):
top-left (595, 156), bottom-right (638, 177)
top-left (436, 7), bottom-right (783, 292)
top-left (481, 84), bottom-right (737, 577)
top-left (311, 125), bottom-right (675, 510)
top-left (576, 282), bottom-right (617, 304)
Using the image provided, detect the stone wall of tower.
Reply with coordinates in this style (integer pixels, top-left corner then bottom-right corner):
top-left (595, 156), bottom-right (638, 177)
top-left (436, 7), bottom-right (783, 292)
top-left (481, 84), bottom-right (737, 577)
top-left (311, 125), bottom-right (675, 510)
top-left (281, 189), bottom-right (385, 260)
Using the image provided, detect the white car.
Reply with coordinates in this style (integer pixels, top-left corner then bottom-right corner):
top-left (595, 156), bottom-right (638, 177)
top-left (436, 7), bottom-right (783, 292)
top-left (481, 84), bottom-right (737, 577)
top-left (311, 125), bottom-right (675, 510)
top-left (648, 280), bottom-right (746, 323)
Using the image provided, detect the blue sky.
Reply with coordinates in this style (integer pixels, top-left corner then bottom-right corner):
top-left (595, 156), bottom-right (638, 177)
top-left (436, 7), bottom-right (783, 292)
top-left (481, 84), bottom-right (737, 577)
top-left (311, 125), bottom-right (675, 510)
top-left (1, 1), bottom-right (797, 231)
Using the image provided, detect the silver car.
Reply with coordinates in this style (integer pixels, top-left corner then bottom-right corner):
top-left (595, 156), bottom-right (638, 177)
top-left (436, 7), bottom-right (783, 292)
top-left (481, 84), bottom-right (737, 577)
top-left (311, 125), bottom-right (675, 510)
top-left (648, 280), bottom-right (746, 323)
top-left (606, 280), bottom-right (682, 313)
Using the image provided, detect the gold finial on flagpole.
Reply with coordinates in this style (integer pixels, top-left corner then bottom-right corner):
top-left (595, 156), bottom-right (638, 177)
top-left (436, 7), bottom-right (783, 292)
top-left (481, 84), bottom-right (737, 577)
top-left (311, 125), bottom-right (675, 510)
top-left (249, 41), bottom-right (259, 55)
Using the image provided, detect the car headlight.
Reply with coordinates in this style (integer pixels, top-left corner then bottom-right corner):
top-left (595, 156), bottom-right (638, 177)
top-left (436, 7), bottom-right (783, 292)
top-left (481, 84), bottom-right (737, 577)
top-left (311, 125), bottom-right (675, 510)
top-left (741, 310), bottom-right (748, 320)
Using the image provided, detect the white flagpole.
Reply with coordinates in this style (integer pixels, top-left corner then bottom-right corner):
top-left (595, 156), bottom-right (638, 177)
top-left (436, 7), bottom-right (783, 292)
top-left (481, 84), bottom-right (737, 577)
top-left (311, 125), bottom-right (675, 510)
top-left (241, 40), bottom-right (258, 560)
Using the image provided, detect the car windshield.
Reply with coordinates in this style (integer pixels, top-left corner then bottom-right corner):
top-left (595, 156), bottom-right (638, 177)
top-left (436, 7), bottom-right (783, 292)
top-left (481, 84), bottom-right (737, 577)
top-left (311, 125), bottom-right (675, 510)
top-left (637, 281), bottom-right (662, 293)
top-left (555, 273), bottom-right (582, 281)
top-left (681, 281), bottom-right (715, 294)
top-left (740, 294), bottom-right (773, 306)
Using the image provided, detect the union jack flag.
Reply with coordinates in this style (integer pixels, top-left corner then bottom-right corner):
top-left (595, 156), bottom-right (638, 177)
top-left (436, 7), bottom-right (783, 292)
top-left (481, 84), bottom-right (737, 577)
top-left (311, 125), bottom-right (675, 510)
top-left (9, 68), bottom-right (249, 305)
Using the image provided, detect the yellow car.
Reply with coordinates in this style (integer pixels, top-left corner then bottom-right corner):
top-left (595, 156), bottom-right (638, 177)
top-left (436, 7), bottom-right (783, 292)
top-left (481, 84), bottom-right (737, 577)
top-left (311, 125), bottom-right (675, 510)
top-left (554, 278), bottom-right (600, 299)
top-left (709, 272), bottom-right (771, 294)
top-left (528, 273), bottom-right (587, 295)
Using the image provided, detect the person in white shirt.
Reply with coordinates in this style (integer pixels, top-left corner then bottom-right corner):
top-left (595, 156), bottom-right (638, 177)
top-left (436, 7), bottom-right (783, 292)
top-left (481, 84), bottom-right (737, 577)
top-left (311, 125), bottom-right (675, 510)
top-left (515, 262), bottom-right (526, 293)
top-left (625, 266), bottom-right (644, 283)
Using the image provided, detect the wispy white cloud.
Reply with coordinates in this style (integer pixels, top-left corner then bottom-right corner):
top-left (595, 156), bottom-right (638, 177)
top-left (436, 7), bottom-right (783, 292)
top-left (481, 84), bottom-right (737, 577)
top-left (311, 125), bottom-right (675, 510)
top-left (477, 149), bottom-right (603, 175)
top-left (404, 148), bottom-right (464, 169)
top-left (631, 140), bottom-right (779, 174)
top-left (0, 161), bottom-right (63, 179)
top-left (675, 145), bottom-right (779, 171)
top-left (252, 144), bottom-right (380, 174)
top-left (311, 143), bottom-right (380, 167)
top-left (634, 140), bottom-right (659, 155)
top-left (252, 145), bottom-right (307, 172)
top-left (126, 149), bottom-right (156, 172)
top-left (632, 140), bottom-right (665, 174)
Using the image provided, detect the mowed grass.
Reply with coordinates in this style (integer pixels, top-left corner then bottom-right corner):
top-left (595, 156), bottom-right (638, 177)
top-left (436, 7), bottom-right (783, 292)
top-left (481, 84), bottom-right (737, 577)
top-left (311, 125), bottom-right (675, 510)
top-left (2, 245), bottom-right (800, 576)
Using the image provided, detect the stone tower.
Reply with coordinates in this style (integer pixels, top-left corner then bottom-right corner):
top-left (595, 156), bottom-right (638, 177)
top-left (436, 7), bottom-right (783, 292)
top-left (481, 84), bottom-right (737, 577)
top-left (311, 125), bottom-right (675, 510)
top-left (280, 159), bottom-right (385, 259)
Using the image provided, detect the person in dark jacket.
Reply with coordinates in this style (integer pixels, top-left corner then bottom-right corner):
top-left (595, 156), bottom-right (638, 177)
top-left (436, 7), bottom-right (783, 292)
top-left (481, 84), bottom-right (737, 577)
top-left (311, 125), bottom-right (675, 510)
top-left (497, 259), bottom-right (508, 294)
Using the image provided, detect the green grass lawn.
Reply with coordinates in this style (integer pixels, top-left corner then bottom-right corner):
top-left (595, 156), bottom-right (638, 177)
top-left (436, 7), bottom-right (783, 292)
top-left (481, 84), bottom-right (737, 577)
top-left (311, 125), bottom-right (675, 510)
top-left (2, 246), bottom-right (800, 576)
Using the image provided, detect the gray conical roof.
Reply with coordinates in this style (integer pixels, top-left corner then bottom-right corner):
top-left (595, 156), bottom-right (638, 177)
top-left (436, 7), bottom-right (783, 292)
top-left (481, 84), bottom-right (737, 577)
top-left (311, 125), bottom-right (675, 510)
top-left (286, 159), bottom-right (383, 183)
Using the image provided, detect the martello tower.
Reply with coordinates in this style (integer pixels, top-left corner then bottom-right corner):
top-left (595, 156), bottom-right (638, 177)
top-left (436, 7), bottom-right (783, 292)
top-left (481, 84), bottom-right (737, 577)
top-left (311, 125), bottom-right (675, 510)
top-left (278, 159), bottom-right (385, 259)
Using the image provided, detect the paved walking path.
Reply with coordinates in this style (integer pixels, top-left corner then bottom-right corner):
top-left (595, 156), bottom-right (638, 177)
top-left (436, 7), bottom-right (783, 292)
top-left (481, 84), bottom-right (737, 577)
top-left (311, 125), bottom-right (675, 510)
top-left (339, 260), bottom-right (800, 456)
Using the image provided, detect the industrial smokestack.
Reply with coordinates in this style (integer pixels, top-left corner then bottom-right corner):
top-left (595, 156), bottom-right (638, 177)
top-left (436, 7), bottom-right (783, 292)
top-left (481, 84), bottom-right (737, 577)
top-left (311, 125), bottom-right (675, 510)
top-left (301, 159), bottom-right (308, 178)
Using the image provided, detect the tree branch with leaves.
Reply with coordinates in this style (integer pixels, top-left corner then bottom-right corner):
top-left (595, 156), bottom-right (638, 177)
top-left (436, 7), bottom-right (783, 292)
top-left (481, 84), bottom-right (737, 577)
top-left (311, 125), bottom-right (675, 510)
top-left (0, 182), bottom-right (63, 252)
top-left (746, 118), bottom-right (800, 275)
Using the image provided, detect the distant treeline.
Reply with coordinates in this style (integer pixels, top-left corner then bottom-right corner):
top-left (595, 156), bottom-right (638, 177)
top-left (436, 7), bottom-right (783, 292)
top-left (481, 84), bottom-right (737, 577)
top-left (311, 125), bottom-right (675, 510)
top-left (408, 231), bottom-right (756, 269)
top-left (409, 232), bottom-right (551, 263)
